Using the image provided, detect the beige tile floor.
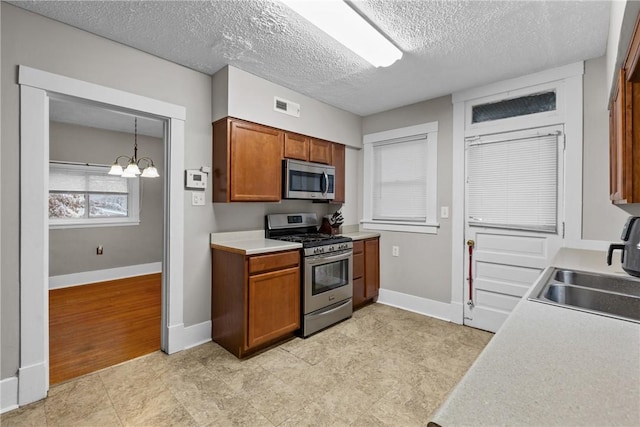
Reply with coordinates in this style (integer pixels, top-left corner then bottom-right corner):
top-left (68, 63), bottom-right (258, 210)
top-left (1, 303), bottom-right (492, 427)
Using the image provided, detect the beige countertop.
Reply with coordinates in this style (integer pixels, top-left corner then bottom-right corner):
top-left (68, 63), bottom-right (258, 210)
top-left (210, 227), bottom-right (380, 255)
top-left (340, 231), bottom-right (381, 240)
top-left (209, 230), bottom-right (302, 255)
top-left (430, 247), bottom-right (640, 426)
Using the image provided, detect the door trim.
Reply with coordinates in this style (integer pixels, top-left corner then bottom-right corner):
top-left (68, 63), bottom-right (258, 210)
top-left (450, 62), bottom-right (585, 326)
top-left (18, 66), bottom-right (185, 405)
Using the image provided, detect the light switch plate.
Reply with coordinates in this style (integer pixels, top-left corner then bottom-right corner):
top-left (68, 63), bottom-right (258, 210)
top-left (192, 192), bottom-right (205, 206)
top-left (441, 206), bottom-right (449, 218)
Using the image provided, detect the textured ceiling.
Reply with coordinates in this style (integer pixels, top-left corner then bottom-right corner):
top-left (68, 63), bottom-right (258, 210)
top-left (10, 1), bottom-right (611, 116)
top-left (50, 99), bottom-right (165, 138)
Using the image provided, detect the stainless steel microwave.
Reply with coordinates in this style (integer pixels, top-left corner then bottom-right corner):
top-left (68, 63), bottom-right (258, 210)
top-left (283, 159), bottom-right (335, 200)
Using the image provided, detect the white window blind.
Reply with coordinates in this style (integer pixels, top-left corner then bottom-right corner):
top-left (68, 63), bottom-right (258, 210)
top-left (50, 168), bottom-right (128, 194)
top-left (466, 133), bottom-right (558, 232)
top-left (372, 136), bottom-right (428, 222)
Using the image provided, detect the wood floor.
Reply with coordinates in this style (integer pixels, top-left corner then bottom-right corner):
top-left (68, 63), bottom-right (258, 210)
top-left (48, 273), bottom-right (161, 385)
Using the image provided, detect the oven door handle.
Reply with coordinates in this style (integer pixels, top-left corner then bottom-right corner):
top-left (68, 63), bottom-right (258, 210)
top-left (306, 250), bottom-right (352, 264)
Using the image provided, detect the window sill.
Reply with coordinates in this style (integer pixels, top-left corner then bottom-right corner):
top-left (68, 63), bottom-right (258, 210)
top-left (49, 219), bottom-right (140, 229)
top-left (360, 220), bottom-right (439, 234)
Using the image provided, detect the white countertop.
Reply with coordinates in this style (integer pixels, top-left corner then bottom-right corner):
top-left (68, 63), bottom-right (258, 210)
top-left (210, 227), bottom-right (379, 255)
top-left (340, 231), bottom-right (381, 241)
top-left (430, 247), bottom-right (640, 426)
top-left (210, 230), bottom-right (302, 255)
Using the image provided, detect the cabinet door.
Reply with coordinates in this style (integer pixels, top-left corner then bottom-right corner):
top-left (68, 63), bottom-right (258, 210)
top-left (309, 138), bottom-right (332, 164)
top-left (611, 70), bottom-right (629, 203)
top-left (331, 143), bottom-right (345, 203)
top-left (230, 120), bottom-right (283, 202)
top-left (364, 238), bottom-right (380, 299)
top-left (284, 132), bottom-right (309, 161)
top-left (247, 266), bottom-right (300, 349)
top-left (353, 277), bottom-right (366, 308)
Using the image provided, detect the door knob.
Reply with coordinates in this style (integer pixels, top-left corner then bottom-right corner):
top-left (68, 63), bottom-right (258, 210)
top-left (467, 239), bottom-right (475, 247)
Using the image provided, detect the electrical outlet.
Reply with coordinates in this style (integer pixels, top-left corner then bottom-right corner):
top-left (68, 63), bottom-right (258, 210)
top-left (192, 192), bottom-right (205, 206)
top-left (392, 246), bottom-right (399, 257)
top-left (441, 206), bottom-right (449, 218)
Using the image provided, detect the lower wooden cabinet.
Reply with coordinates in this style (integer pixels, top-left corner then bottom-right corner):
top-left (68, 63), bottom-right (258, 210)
top-left (248, 266), bottom-right (300, 348)
top-left (352, 237), bottom-right (380, 310)
top-left (211, 248), bottom-right (300, 358)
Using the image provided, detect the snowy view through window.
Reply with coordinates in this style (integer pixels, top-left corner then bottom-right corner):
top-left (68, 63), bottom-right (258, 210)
top-left (49, 193), bottom-right (127, 218)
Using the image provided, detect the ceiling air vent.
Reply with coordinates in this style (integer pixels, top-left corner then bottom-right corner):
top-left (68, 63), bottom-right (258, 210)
top-left (274, 97), bottom-right (300, 118)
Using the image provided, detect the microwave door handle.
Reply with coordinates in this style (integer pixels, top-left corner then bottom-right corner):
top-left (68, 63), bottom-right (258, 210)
top-left (322, 171), bottom-right (328, 195)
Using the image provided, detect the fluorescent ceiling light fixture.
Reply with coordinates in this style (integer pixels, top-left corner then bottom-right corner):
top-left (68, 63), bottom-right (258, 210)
top-left (282, 0), bottom-right (402, 67)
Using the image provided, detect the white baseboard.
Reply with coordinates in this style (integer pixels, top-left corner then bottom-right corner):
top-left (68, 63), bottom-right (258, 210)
top-left (1, 377), bottom-right (18, 414)
top-left (449, 301), bottom-right (464, 324)
top-left (49, 262), bottom-right (162, 289)
top-left (377, 289), bottom-right (451, 322)
top-left (18, 362), bottom-right (47, 406)
top-left (182, 321), bottom-right (212, 350)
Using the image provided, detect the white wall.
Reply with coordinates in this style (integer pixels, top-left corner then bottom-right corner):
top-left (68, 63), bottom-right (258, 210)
top-left (361, 96), bottom-right (453, 303)
top-left (0, 3), bottom-right (212, 379)
top-left (213, 65), bottom-right (363, 148)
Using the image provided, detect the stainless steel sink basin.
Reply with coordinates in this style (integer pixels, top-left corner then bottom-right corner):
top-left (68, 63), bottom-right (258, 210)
top-left (528, 268), bottom-right (640, 323)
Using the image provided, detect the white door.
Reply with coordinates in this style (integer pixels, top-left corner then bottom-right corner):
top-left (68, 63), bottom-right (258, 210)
top-left (463, 126), bottom-right (565, 332)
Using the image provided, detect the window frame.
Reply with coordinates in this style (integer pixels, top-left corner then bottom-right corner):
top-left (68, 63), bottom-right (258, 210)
top-left (362, 121), bottom-right (439, 234)
top-left (49, 162), bottom-right (140, 229)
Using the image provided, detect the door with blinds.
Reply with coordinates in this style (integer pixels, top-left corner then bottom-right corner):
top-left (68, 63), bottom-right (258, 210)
top-left (464, 125), bottom-right (564, 332)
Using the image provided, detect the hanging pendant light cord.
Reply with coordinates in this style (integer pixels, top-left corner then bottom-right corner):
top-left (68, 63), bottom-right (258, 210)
top-left (133, 117), bottom-right (138, 163)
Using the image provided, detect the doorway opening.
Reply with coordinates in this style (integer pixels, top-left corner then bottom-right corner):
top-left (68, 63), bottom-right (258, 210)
top-left (18, 66), bottom-right (185, 405)
top-left (48, 100), bottom-right (166, 384)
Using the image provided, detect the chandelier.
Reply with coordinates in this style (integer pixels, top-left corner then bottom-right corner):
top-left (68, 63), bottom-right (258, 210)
top-left (108, 117), bottom-right (159, 178)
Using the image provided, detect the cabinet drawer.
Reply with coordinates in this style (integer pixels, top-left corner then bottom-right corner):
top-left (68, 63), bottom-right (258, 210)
top-left (353, 252), bottom-right (364, 279)
top-left (353, 240), bottom-right (364, 255)
top-left (249, 251), bottom-right (300, 275)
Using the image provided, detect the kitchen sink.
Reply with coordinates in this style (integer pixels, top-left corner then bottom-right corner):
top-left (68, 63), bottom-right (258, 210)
top-left (528, 268), bottom-right (640, 323)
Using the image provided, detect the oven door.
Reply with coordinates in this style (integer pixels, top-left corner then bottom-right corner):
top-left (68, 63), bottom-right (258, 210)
top-left (304, 249), bottom-right (353, 314)
top-left (284, 159), bottom-right (335, 200)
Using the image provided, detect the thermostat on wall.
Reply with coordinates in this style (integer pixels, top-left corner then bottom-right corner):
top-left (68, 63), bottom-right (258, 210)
top-left (185, 169), bottom-right (207, 190)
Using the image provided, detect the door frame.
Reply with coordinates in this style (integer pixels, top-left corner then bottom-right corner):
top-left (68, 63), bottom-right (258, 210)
top-left (18, 66), bottom-right (186, 405)
top-left (449, 62), bottom-right (585, 324)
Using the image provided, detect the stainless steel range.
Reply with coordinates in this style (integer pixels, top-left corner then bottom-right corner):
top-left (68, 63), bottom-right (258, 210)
top-left (265, 213), bottom-right (353, 337)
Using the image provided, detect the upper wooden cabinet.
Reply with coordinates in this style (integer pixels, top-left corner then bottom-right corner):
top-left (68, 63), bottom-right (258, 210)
top-left (212, 118), bottom-right (283, 202)
top-left (284, 132), bottom-right (310, 161)
top-left (610, 13), bottom-right (640, 204)
top-left (214, 116), bottom-right (346, 203)
top-left (309, 138), bottom-right (332, 164)
top-left (331, 142), bottom-right (345, 204)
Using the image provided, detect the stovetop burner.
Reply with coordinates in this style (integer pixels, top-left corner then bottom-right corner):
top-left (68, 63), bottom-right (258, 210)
top-left (273, 233), bottom-right (352, 248)
top-left (265, 213), bottom-right (352, 250)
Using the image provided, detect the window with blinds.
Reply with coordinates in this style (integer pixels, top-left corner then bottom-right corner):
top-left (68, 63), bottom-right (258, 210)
top-left (49, 163), bottom-right (140, 228)
top-left (372, 137), bottom-right (428, 222)
top-left (466, 133), bottom-right (559, 232)
top-left (363, 122), bottom-right (438, 233)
